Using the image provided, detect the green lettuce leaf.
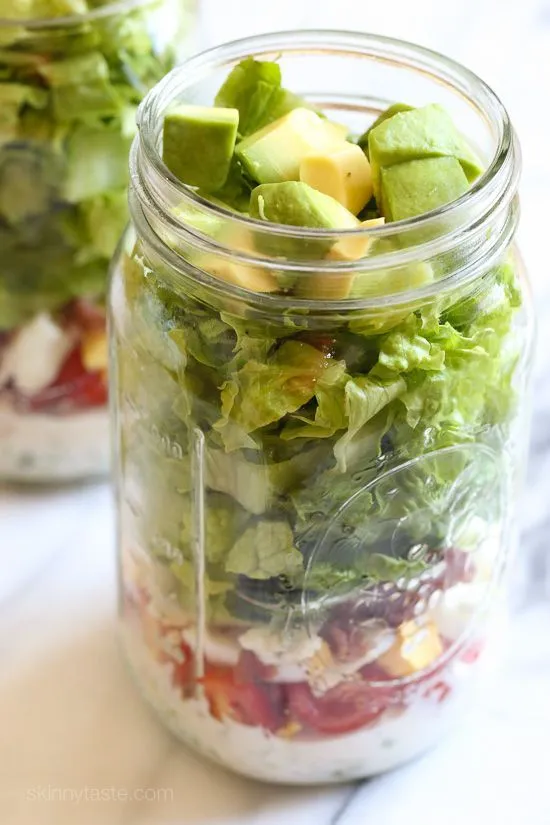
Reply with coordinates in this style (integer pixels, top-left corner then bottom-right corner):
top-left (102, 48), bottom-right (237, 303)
top-left (179, 495), bottom-right (249, 565)
top-left (302, 552), bottom-right (429, 593)
top-left (0, 0), bottom-right (88, 18)
top-left (62, 123), bottom-right (132, 202)
top-left (0, 143), bottom-right (60, 224)
top-left (214, 341), bottom-right (332, 450)
top-left (38, 52), bottom-right (124, 121)
top-left (77, 190), bottom-right (128, 259)
top-left (334, 374), bottom-right (405, 471)
top-left (375, 314), bottom-right (446, 373)
top-left (226, 519), bottom-right (304, 580)
top-left (0, 83), bottom-right (48, 141)
top-left (205, 448), bottom-right (273, 516)
top-left (281, 360), bottom-right (348, 440)
top-left (214, 57), bottom-right (306, 137)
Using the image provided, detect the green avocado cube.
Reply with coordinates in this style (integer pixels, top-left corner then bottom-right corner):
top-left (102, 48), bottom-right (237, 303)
top-left (380, 156), bottom-right (470, 222)
top-left (162, 105), bottom-right (239, 191)
top-left (249, 180), bottom-right (358, 265)
top-left (250, 181), bottom-right (358, 230)
top-left (357, 103), bottom-right (414, 154)
top-left (368, 103), bottom-right (483, 201)
top-left (235, 108), bottom-right (343, 185)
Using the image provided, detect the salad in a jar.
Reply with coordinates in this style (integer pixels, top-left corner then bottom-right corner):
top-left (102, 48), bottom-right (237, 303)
top-left (0, 0), bottom-right (192, 481)
top-left (115, 52), bottom-right (528, 783)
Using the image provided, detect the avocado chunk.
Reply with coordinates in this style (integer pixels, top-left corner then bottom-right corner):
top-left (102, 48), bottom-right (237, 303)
top-left (163, 105), bottom-right (239, 191)
top-left (235, 108), bottom-right (344, 185)
top-left (300, 144), bottom-right (373, 215)
top-left (249, 180), bottom-right (358, 271)
top-left (198, 226), bottom-right (279, 293)
top-left (296, 218), bottom-right (386, 300)
top-left (368, 103), bottom-right (483, 200)
top-left (250, 181), bottom-right (359, 231)
top-left (380, 156), bottom-right (470, 222)
top-left (357, 103), bottom-right (414, 153)
top-left (328, 217), bottom-right (385, 261)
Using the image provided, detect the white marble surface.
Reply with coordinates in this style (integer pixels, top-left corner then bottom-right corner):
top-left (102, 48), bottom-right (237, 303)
top-left (2, 1), bottom-right (550, 823)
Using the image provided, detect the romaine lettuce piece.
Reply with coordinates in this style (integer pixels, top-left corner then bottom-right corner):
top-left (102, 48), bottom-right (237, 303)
top-left (375, 314), bottom-right (446, 373)
top-left (62, 124), bottom-right (132, 202)
top-left (226, 519), bottom-right (304, 580)
top-left (281, 360), bottom-right (348, 440)
top-left (75, 191), bottom-right (128, 259)
top-left (39, 52), bottom-right (124, 121)
top-left (215, 56), bottom-right (316, 140)
top-left (214, 341), bottom-right (332, 450)
top-left (0, 0), bottom-right (88, 18)
top-left (0, 83), bottom-right (48, 142)
top-left (0, 144), bottom-right (60, 224)
top-left (333, 374), bottom-right (405, 471)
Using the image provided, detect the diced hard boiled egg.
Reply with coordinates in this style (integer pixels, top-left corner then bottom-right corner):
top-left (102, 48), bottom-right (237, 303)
top-left (300, 143), bottom-right (374, 215)
top-left (431, 582), bottom-right (488, 642)
top-left (378, 619), bottom-right (443, 678)
top-left (183, 627), bottom-right (241, 667)
top-left (239, 625), bottom-right (324, 682)
top-left (81, 329), bottom-right (108, 372)
top-left (276, 720), bottom-right (302, 739)
top-left (0, 313), bottom-right (73, 395)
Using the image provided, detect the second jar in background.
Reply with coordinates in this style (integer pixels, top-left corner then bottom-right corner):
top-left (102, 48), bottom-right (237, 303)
top-left (0, 0), bottom-right (195, 482)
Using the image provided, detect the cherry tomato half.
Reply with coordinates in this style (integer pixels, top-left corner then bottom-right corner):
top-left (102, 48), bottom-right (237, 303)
top-left (287, 678), bottom-right (392, 735)
top-left (29, 346), bottom-right (107, 411)
top-left (202, 663), bottom-right (285, 732)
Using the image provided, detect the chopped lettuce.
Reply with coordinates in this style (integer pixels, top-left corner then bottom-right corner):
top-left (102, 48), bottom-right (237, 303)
top-left (226, 519), bottom-right (304, 580)
top-left (333, 374), bottom-right (405, 471)
top-left (0, 0), bottom-right (187, 332)
top-left (115, 57), bottom-right (525, 627)
top-left (214, 341), bottom-right (333, 450)
top-left (121, 252), bottom-right (522, 616)
top-left (215, 57), bottom-right (307, 138)
top-left (63, 124), bottom-right (133, 203)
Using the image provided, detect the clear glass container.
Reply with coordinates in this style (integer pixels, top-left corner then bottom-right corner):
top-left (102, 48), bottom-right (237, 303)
top-left (111, 31), bottom-right (534, 784)
top-left (0, 0), bottom-right (195, 482)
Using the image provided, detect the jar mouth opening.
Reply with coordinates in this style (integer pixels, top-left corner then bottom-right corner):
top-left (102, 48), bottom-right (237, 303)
top-left (0, 0), bottom-right (153, 28)
top-left (131, 29), bottom-right (520, 310)
top-left (137, 29), bottom-right (516, 249)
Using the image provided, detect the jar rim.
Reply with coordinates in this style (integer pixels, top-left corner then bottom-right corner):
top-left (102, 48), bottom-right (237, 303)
top-left (0, 0), bottom-right (155, 29)
top-left (132, 29), bottom-right (521, 308)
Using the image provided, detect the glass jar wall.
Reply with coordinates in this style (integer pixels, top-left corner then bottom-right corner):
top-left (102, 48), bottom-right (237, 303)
top-left (0, 0), bottom-right (195, 482)
top-left (111, 32), bottom-right (534, 784)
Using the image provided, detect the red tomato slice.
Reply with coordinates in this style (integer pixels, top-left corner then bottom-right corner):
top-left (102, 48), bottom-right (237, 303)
top-left (29, 346), bottom-right (107, 411)
top-left (164, 635), bottom-right (194, 693)
top-left (234, 650), bottom-right (276, 683)
top-left (202, 663), bottom-right (285, 732)
top-left (288, 678), bottom-right (392, 735)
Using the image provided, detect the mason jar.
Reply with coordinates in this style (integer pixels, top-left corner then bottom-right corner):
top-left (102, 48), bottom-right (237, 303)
top-left (0, 0), bottom-right (195, 482)
top-left (111, 32), bottom-right (534, 784)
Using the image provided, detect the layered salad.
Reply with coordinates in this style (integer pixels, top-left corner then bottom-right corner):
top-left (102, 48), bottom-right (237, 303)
top-left (0, 0), bottom-right (190, 479)
top-left (115, 57), bottom-right (525, 782)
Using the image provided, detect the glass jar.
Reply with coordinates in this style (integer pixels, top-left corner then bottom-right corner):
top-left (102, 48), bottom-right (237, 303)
top-left (111, 32), bottom-right (534, 784)
top-left (0, 0), bottom-right (195, 482)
